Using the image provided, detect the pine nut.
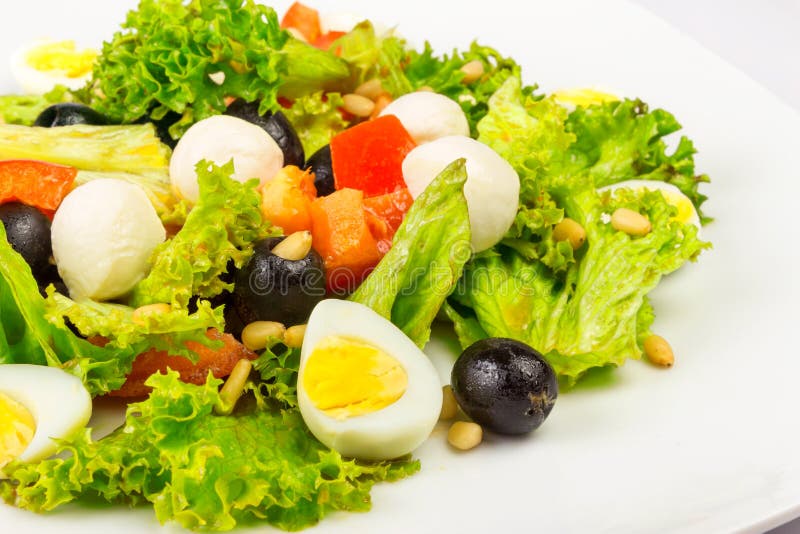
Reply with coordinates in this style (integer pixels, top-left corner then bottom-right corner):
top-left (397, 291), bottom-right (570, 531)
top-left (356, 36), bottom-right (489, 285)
top-left (553, 218), bottom-right (586, 250)
top-left (271, 231), bottom-right (313, 261)
top-left (208, 71), bottom-right (226, 85)
top-left (342, 93), bottom-right (376, 117)
top-left (417, 85), bottom-right (435, 92)
top-left (284, 324), bottom-right (307, 349)
top-left (440, 385), bottom-right (459, 420)
top-left (448, 421), bottom-right (483, 451)
top-left (644, 334), bottom-right (674, 367)
top-left (241, 321), bottom-right (286, 351)
top-left (215, 359), bottom-right (253, 415)
top-left (460, 60), bottom-right (484, 84)
top-left (370, 93), bottom-right (393, 118)
top-left (354, 78), bottom-right (384, 100)
top-left (131, 303), bottom-right (171, 325)
top-left (611, 208), bottom-right (651, 236)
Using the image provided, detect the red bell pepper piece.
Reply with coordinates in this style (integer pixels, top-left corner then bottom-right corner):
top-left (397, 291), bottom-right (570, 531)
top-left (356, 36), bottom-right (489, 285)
top-left (330, 115), bottom-right (416, 198)
top-left (310, 188), bottom-right (383, 294)
top-left (363, 188), bottom-right (414, 253)
top-left (0, 160), bottom-right (77, 215)
top-left (280, 2), bottom-right (322, 43)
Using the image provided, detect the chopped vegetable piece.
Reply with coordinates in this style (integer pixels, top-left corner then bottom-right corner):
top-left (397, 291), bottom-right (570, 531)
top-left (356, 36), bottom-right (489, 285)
top-left (314, 31), bottom-right (347, 51)
top-left (104, 329), bottom-right (256, 398)
top-left (259, 165), bottom-right (317, 234)
top-left (310, 188), bottom-right (382, 293)
top-left (0, 160), bottom-right (76, 214)
top-left (280, 2), bottom-right (322, 43)
top-left (363, 187), bottom-right (414, 251)
top-left (331, 115), bottom-right (415, 197)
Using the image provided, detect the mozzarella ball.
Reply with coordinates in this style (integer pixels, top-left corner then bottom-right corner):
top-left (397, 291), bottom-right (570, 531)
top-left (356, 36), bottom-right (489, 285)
top-left (379, 92), bottom-right (469, 144)
top-left (169, 115), bottom-right (284, 203)
top-left (298, 300), bottom-right (442, 461)
top-left (0, 364), bottom-right (91, 465)
top-left (51, 179), bottom-right (166, 301)
top-left (402, 136), bottom-right (520, 252)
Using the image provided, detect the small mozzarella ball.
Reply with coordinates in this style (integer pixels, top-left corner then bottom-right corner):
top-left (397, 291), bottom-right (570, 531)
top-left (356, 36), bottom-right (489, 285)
top-left (402, 136), bottom-right (520, 252)
top-left (380, 92), bottom-right (469, 145)
top-left (169, 115), bottom-right (284, 203)
top-left (52, 179), bottom-right (166, 301)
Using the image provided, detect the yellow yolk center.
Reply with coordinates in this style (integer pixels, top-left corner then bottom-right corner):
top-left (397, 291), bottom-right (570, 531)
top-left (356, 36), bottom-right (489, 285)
top-left (303, 336), bottom-right (408, 420)
top-left (0, 392), bottom-right (36, 468)
top-left (660, 189), bottom-right (696, 225)
top-left (25, 41), bottom-right (98, 78)
top-left (553, 88), bottom-right (619, 108)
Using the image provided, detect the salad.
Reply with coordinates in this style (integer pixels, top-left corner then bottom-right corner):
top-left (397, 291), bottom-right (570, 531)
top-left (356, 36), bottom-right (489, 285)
top-left (0, 0), bottom-right (710, 531)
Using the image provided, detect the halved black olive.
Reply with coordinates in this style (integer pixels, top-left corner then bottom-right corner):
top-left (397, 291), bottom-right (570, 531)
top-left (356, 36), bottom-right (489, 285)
top-left (34, 103), bottom-right (109, 127)
top-left (451, 338), bottom-right (558, 435)
top-left (0, 202), bottom-right (52, 278)
top-left (233, 234), bottom-right (326, 326)
top-left (225, 99), bottom-right (305, 167)
top-left (305, 144), bottom-right (335, 196)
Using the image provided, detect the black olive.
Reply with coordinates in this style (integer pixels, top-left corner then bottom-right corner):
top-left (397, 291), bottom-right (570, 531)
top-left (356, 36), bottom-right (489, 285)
top-left (451, 338), bottom-right (558, 435)
top-left (133, 109), bottom-right (182, 149)
top-left (305, 144), bottom-right (335, 196)
top-left (225, 99), bottom-right (305, 167)
top-left (34, 103), bottom-right (109, 127)
top-left (233, 236), bottom-right (326, 326)
top-left (149, 110), bottom-right (183, 149)
top-left (36, 263), bottom-right (68, 298)
top-left (0, 202), bottom-right (53, 278)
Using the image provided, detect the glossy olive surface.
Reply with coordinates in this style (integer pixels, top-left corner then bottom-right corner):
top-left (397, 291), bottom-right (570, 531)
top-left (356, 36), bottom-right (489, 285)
top-left (451, 337), bottom-right (558, 435)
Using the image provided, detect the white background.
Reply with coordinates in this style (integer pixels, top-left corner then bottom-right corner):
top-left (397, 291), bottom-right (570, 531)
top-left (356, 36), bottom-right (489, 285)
top-left (2, 1), bottom-right (800, 533)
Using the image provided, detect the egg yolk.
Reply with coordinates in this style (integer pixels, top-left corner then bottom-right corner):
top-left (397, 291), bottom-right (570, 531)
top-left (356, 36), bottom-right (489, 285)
top-left (553, 88), bottom-right (618, 108)
top-left (0, 392), bottom-right (36, 468)
top-left (303, 336), bottom-right (408, 420)
top-left (660, 190), bottom-right (696, 225)
top-left (25, 41), bottom-right (98, 78)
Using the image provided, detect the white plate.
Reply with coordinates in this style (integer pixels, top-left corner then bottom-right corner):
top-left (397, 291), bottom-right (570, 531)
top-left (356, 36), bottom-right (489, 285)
top-left (2, 1), bottom-right (800, 533)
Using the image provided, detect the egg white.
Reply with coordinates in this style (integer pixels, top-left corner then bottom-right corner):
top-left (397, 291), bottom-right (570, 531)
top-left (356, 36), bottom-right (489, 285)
top-left (0, 364), bottom-right (91, 463)
top-left (298, 300), bottom-right (442, 461)
top-left (10, 39), bottom-right (95, 95)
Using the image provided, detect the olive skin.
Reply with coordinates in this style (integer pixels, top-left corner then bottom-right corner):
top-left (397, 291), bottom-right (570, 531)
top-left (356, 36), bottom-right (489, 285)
top-left (34, 103), bottom-right (109, 127)
top-left (305, 144), bottom-right (335, 196)
top-left (233, 236), bottom-right (326, 326)
top-left (0, 202), bottom-right (53, 277)
top-left (225, 100), bottom-right (305, 167)
top-left (451, 338), bottom-right (558, 435)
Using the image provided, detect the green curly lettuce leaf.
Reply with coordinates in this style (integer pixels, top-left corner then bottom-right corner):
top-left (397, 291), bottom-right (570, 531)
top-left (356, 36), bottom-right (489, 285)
top-left (0, 371), bottom-right (419, 531)
top-left (351, 159), bottom-right (472, 348)
top-left (252, 343), bottom-right (302, 410)
top-left (563, 98), bottom-right (711, 222)
top-left (44, 289), bottom-right (223, 360)
top-left (453, 188), bottom-right (709, 384)
top-left (81, 0), bottom-right (348, 140)
top-left (130, 160), bottom-right (274, 309)
top-left (477, 75), bottom-right (577, 271)
top-left (281, 91), bottom-right (347, 156)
